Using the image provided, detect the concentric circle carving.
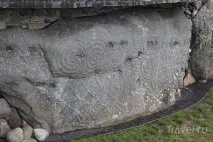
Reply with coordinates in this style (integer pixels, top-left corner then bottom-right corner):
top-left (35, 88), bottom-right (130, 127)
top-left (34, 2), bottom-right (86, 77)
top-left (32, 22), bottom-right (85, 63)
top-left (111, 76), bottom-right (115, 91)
top-left (81, 27), bottom-right (110, 73)
top-left (86, 40), bottom-right (108, 72)
top-left (52, 41), bottom-right (85, 77)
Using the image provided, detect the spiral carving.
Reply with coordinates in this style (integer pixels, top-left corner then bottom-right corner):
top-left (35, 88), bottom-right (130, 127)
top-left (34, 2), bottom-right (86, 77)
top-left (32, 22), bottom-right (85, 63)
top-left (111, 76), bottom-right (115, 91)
top-left (86, 40), bottom-right (108, 72)
top-left (111, 47), bottom-right (125, 68)
top-left (52, 41), bottom-right (85, 78)
top-left (47, 26), bottom-right (131, 78)
top-left (81, 27), bottom-right (110, 73)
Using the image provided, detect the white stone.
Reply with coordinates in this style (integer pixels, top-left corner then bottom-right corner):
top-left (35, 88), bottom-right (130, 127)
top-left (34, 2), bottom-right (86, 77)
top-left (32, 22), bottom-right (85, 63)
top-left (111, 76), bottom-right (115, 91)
top-left (33, 129), bottom-right (49, 141)
top-left (6, 128), bottom-right (23, 142)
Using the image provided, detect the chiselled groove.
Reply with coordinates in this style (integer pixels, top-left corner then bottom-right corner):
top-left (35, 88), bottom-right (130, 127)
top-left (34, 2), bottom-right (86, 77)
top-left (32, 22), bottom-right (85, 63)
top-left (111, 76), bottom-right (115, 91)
top-left (59, 79), bottom-right (111, 125)
top-left (53, 43), bottom-right (85, 77)
top-left (44, 26), bottom-right (129, 79)
top-left (43, 29), bottom-right (189, 80)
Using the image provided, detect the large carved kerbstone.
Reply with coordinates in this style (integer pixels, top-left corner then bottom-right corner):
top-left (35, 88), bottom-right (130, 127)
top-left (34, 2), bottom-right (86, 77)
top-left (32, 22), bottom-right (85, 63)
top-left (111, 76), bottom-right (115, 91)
top-left (0, 7), bottom-right (191, 133)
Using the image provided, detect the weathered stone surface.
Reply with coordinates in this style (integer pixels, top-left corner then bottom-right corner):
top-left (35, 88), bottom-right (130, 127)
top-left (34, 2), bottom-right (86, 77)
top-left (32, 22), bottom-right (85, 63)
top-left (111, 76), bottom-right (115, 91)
top-left (0, 119), bottom-right (11, 137)
top-left (6, 128), bottom-right (23, 142)
top-left (8, 108), bottom-right (22, 129)
top-left (0, 0), bottom-right (198, 8)
top-left (0, 99), bottom-right (11, 118)
top-left (190, 0), bottom-right (213, 79)
top-left (0, 7), bottom-right (191, 133)
top-left (33, 129), bottom-right (49, 142)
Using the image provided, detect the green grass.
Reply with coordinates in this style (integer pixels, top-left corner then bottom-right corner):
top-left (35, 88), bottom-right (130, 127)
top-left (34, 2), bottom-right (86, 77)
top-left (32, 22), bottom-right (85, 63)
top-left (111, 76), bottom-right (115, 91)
top-left (77, 90), bottom-right (213, 142)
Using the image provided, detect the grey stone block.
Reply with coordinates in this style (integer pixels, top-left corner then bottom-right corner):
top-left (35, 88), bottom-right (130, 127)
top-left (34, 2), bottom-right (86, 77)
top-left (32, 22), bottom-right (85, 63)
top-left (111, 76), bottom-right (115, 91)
top-left (0, 7), bottom-right (191, 133)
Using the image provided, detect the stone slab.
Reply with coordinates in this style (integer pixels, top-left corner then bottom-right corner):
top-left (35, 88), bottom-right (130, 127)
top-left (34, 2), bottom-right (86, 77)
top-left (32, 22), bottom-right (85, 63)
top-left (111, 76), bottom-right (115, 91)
top-left (0, 7), bottom-right (191, 133)
top-left (0, 0), bottom-right (198, 8)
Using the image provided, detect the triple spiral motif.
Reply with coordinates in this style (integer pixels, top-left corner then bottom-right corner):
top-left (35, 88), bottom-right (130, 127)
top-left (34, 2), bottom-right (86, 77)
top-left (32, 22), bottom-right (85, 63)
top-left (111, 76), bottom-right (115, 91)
top-left (49, 26), bottom-right (128, 78)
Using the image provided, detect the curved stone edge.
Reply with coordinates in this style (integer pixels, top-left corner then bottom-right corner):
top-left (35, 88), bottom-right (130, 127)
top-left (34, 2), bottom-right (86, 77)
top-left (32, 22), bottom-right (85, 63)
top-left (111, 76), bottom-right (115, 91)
top-left (0, 0), bottom-right (197, 8)
top-left (190, 0), bottom-right (213, 80)
top-left (44, 79), bottom-right (213, 142)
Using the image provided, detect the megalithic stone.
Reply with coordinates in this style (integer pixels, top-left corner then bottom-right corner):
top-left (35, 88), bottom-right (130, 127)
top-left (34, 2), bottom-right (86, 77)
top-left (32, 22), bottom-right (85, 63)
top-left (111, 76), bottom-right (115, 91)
top-left (0, 7), bottom-right (191, 133)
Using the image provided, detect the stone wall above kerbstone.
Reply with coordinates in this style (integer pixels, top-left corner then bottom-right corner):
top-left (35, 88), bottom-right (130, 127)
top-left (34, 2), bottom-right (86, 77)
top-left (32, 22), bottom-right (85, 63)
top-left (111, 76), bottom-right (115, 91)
top-left (0, 0), bottom-right (198, 8)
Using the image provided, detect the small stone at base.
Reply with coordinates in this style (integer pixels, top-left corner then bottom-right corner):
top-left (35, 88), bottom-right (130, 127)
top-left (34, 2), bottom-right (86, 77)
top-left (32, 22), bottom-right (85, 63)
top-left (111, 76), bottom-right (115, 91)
top-left (6, 127), bottom-right (23, 142)
top-left (33, 129), bottom-right (49, 142)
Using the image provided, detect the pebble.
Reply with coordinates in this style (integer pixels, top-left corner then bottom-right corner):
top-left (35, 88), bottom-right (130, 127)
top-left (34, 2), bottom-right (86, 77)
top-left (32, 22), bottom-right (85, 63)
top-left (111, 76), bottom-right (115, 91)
top-left (33, 129), bottom-right (49, 142)
top-left (22, 124), bottom-right (33, 140)
top-left (6, 127), bottom-right (23, 142)
top-left (183, 73), bottom-right (196, 86)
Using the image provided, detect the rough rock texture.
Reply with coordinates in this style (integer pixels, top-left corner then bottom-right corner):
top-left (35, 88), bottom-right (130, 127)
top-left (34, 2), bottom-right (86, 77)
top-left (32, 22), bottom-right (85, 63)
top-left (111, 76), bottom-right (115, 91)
top-left (0, 7), bottom-right (191, 133)
top-left (0, 98), bottom-right (11, 118)
top-left (0, 0), bottom-right (198, 8)
top-left (6, 128), bottom-right (23, 142)
top-left (190, 0), bottom-right (213, 79)
top-left (0, 119), bottom-right (11, 137)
